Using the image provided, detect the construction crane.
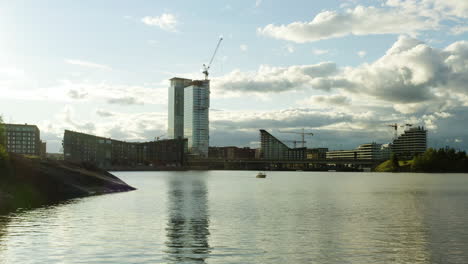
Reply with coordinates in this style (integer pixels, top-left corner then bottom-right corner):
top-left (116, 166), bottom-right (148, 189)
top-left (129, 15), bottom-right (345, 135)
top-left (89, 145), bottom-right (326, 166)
top-left (400, 123), bottom-right (413, 130)
top-left (202, 36), bottom-right (223, 80)
top-left (278, 128), bottom-right (314, 148)
top-left (282, 140), bottom-right (306, 149)
top-left (155, 134), bottom-right (165, 141)
top-left (387, 123), bottom-right (398, 140)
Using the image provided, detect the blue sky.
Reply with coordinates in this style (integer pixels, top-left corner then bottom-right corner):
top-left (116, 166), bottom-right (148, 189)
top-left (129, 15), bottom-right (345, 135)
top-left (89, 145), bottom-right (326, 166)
top-left (1, 0), bottom-right (468, 152)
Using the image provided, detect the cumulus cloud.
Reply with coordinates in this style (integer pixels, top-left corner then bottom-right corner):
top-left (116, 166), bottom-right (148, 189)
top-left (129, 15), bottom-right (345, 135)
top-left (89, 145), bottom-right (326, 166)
top-left (214, 36), bottom-right (468, 115)
top-left (240, 44), bottom-right (248, 52)
top-left (258, 5), bottom-right (439, 43)
top-left (142, 13), bottom-right (178, 32)
top-left (65, 59), bottom-right (112, 70)
top-left (213, 62), bottom-right (338, 93)
top-left (258, 0), bottom-right (468, 43)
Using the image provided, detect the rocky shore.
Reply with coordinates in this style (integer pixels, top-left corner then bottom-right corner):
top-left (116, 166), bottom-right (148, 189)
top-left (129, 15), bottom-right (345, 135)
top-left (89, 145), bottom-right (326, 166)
top-left (0, 154), bottom-right (136, 213)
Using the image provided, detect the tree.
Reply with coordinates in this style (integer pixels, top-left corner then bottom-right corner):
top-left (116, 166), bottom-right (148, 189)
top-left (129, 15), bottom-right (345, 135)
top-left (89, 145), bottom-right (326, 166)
top-left (0, 115), bottom-right (5, 146)
top-left (391, 153), bottom-right (400, 171)
top-left (0, 115), bottom-right (9, 167)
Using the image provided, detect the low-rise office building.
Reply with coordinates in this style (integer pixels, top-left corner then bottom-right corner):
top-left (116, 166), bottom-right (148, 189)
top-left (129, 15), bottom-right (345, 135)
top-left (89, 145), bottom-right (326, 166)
top-left (326, 143), bottom-right (385, 160)
top-left (306, 148), bottom-right (328, 160)
top-left (63, 130), bottom-right (187, 168)
top-left (209, 146), bottom-right (256, 160)
top-left (3, 123), bottom-right (42, 156)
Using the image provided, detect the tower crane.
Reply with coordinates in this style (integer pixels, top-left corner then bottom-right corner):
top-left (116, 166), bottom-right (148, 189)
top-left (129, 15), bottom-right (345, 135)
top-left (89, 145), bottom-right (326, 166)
top-left (278, 128), bottom-right (314, 148)
top-left (155, 134), bottom-right (165, 141)
top-left (282, 140), bottom-right (306, 149)
top-left (400, 123), bottom-right (413, 130)
top-left (202, 36), bottom-right (223, 80)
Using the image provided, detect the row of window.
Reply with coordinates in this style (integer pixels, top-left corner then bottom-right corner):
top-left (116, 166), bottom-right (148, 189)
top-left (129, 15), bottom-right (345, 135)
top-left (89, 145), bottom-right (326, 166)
top-left (6, 127), bottom-right (36, 132)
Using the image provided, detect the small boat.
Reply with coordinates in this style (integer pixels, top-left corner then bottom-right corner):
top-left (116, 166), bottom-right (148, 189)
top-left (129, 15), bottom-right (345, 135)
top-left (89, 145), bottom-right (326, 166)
top-left (256, 172), bottom-right (266, 178)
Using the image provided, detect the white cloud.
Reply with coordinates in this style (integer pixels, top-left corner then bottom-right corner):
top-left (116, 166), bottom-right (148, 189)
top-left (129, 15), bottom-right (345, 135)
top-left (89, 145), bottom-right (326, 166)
top-left (286, 45), bottom-right (295, 53)
top-left (451, 25), bottom-right (468, 35)
top-left (357, 50), bottom-right (367, 57)
top-left (258, 0), bottom-right (468, 43)
top-left (299, 94), bottom-right (350, 106)
top-left (255, 0), bottom-right (262, 7)
top-left (313, 49), bottom-right (329, 55)
top-left (258, 5), bottom-right (440, 43)
top-left (213, 36), bottom-right (468, 117)
top-left (240, 44), bottom-right (248, 52)
top-left (65, 59), bottom-right (112, 70)
top-left (142, 13), bottom-right (178, 32)
top-left (96, 109), bottom-right (115, 117)
top-left (387, 0), bottom-right (468, 19)
top-left (212, 62), bottom-right (338, 94)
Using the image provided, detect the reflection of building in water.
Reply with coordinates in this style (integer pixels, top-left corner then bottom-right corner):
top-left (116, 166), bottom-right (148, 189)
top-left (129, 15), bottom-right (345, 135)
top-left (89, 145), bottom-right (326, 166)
top-left (164, 176), bottom-right (210, 263)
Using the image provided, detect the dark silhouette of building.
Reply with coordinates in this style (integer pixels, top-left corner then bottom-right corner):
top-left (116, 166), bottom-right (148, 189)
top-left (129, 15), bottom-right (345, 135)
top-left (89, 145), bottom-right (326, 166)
top-left (63, 130), bottom-right (187, 168)
top-left (260, 129), bottom-right (305, 160)
top-left (392, 126), bottom-right (427, 159)
top-left (3, 123), bottom-right (43, 156)
top-left (208, 146), bottom-right (256, 160)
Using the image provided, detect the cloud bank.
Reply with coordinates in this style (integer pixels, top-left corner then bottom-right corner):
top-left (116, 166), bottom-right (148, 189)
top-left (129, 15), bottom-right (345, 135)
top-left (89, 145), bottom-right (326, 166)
top-left (258, 1), bottom-right (468, 43)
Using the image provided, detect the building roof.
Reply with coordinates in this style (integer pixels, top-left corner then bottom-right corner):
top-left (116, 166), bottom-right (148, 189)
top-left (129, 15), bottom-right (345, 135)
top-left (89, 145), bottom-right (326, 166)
top-left (4, 123), bottom-right (39, 129)
top-left (169, 77), bottom-right (192, 81)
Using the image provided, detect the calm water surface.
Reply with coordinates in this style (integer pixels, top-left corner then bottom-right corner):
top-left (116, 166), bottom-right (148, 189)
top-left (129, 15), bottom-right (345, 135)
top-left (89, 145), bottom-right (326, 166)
top-left (1, 171), bottom-right (468, 264)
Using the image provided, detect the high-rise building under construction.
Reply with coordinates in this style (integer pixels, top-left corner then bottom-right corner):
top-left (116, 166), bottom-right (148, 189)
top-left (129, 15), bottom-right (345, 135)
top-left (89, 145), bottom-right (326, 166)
top-left (168, 78), bottom-right (210, 157)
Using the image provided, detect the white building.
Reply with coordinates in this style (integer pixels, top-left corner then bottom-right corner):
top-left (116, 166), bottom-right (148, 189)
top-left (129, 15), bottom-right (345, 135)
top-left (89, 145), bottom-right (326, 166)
top-left (184, 80), bottom-right (210, 157)
top-left (326, 143), bottom-right (385, 160)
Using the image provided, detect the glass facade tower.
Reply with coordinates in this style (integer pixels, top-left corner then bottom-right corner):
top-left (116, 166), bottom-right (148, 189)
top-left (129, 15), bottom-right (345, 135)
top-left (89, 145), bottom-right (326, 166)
top-left (168, 78), bottom-right (192, 139)
top-left (184, 80), bottom-right (210, 157)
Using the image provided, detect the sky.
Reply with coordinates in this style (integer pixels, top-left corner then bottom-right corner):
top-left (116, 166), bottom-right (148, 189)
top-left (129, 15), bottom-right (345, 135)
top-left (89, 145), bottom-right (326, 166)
top-left (1, 0), bottom-right (468, 153)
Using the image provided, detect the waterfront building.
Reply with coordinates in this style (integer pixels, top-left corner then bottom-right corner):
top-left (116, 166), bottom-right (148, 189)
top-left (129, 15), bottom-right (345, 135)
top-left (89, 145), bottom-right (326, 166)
top-left (326, 143), bottom-right (385, 160)
top-left (392, 126), bottom-right (427, 159)
top-left (168, 77), bottom-right (193, 139)
top-left (184, 80), bottom-right (210, 157)
top-left (260, 129), bottom-right (306, 160)
top-left (63, 130), bottom-right (187, 168)
top-left (3, 123), bottom-right (42, 156)
top-left (209, 146), bottom-right (256, 160)
top-left (306, 148), bottom-right (328, 160)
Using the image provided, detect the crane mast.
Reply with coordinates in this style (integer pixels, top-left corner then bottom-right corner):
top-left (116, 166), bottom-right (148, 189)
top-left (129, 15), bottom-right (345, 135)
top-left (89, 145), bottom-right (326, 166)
top-left (202, 37), bottom-right (223, 80)
top-left (278, 128), bottom-right (314, 148)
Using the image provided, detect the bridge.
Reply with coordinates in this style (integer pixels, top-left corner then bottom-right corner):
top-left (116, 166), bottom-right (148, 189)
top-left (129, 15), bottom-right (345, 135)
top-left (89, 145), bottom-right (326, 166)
top-left (186, 158), bottom-right (383, 170)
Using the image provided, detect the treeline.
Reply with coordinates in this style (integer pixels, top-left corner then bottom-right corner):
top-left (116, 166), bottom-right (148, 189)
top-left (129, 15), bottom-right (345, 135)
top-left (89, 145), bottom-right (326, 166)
top-left (411, 148), bottom-right (468, 173)
top-left (376, 148), bottom-right (468, 173)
